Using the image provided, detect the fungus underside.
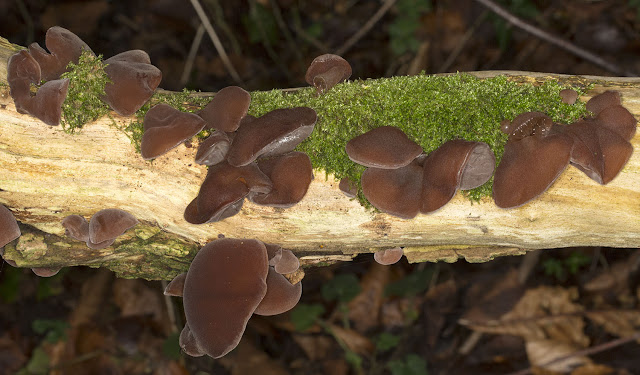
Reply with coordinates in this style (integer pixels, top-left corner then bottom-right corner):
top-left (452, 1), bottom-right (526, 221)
top-left (55, 52), bottom-right (591, 205)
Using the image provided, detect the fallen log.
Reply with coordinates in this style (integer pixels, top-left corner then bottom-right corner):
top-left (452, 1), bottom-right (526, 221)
top-left (0, 37), bottom-right (638, 279)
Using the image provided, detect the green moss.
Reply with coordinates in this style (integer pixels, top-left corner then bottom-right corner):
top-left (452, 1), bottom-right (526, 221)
top-left (60, 50), bottom-right (112, 133)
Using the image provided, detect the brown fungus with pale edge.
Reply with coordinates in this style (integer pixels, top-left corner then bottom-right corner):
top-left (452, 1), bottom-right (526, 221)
top-left (586, 90), bottom-right (621, 116)
top-left (361, 160), bottom-right (423, 219)
top-left (0, 205), bottom-right (21, 260)
top-left (88, 208), bottom-right (138, 244)
top-left (596, 105), bottom-right (637, 141)
top-left (501, 112), bottom-right (553, 141)
top-left (31, 267), bottom-right (61, 277)
top-left (374, 247), bottom-right (404, 265)
top-left (249, 152), bottom-right (314, 208)
top-left (141, 104), bottom-right (206, 160)
top-left (103, 50), bottom-right (162, 116)
top-left (61, 214), bottom-right (89, 242)
top-left (194, 130), bottom-right (232, 166)
top-left (22, 79), bottom-right (70, 126)
top-left (226, 107), bottom-right (317, 167)
top-left (253, 268), bottom-right (302, 316)
top-left (421, 140), bottom-right (495, 213)
top-left (305, 54), bottom-right (352, 94)
top-left (346, 126), bottom-right (423, 169)
top-left (181, 238), bottom-right (269, 358)
top-left (339, 177), bottom-right (358, 198)
top-left (559, 89), bottom-right (578, 105)
top-left (164, 273), bottom-right (187, 297)
top-left (7, 50), bottom-right (41, 112)
top-left (198, 86), bottom-right (251, 132)
top-left (268, 247), bottom-right (300, 274)
top-left (28, 26), bottom-right (94, 81)
top-left (184, 161), bottom-right (272, 224)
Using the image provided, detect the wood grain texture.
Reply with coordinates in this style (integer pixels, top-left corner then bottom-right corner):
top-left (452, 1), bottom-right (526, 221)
top-left (0, 37), bottom-right (638, 278)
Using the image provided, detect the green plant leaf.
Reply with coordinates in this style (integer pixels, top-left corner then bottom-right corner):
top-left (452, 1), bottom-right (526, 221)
top-left (375, 332), bottom-right (401, 352)
top-left (162, 332), bottom-right (182, 360)
top-left (321, 273), bottom-right (361, 303)
top-left (385, 267), bottom-right (433, 297)
top-left (290, 303), bottom-right (325, 331)
top-left (564, 252), bottom-right (590, 275)
top-left (32, 319), bottom-right (68, 343)
top-left (388, 354), bottom-right (429, 375)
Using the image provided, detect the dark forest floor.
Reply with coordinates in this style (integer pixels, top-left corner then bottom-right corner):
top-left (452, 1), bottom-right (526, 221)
top-left (1, 1), bottom-right (639, 374)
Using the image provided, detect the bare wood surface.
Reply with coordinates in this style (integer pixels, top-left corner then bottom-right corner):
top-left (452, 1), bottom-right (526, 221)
top-left (0, 37), bottom-right (638, 279)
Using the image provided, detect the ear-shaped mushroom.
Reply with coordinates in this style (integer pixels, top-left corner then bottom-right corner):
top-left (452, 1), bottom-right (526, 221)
top-left (595, 105), bottom-right (637, 141)
top-left (28, 26), bottom-right (94, 81)
top-left (268, 247), bottom-right (300, 274)
top-left (164, 272), bottom-right (187, 297)
top-left (31, 267), bottom-right (61, 277)
top-left (373, 247), bottom-right (404, 265)
top-left (179, 323), bottom-right (206, 357)
top-left (102, 50), bottom-right (162, 116)
top-left (226, 107), bottom-right (317, 167)
top-left (493, 133), bottom-right (573, 208)
top-left (181, 238), bottom-right (269, 358)
top-left (586, 91), bottom-right (621, 116)
top-left (198, 86), bottom-right (251, 132)
top-left (7, 50), bottom-right (41, 112)
top-left (338, 177), bottom-right (358, 198)
top-left (421, 140), bottom-right (495, 213)
top-left (141, 104), bottom-right (206, 160)
top-left (21, 78), bottom-right (70, 126)
top-left (305, 54), bottom-right (352, 94)
top-left (559, 89), bottom-right (578, 105)
top-left (88, 208), bottom-right (138, 244)
top-left (61, 214), bottom-right (89, 242)
top-left (249, 152), bottom-right (313, 208)
top-left (194, 130), bottom-right (232, 166)
top-left (184, 161), bottom-right (272, 224)
top-left (253, 267), bottom-right (302, 316)
top-left (501, 112), bottom-right (553, 141)
top-left (346, 126), bottom-right (423, 169)
top-left (361, 160), bottom-right (423, 219)
top-left (0, 205), bottom-right (21, 258)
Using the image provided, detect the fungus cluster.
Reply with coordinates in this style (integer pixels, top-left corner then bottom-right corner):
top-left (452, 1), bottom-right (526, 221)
top-left (62, 209), bottom-right (138, 250)
top-left (305, 54), bottom-right (352, 94)
top-left (0, 204), bottom-right (21, 262)
top-left (346, 126), bottom-right (495, 219)
top-left (7, 26), bottom-right (161, 126)
top-left (164, 238), bottom-right (301, 358)
top-left (493, 91), bottom-right (636, 208)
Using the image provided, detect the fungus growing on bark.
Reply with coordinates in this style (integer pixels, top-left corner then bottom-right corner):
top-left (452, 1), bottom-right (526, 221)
top-left (249, 152), bottom-right (314, 208)
top-left (493, 132), bottom-right (573, 208)
top-left (184, 161), bottom-right (272, 224)
top-left (226, 107), bottom-right (317, 167)
top-left (61, 214), bottom-right (89, 242)
top-left (198, 86), bottom-right (251, 132)
top-left (421, 140), bottom-right (495, 213)
top-left (595, 105), bottom-right (637, 141)
top-left (338, 177), bottom-right (358, 198)
top-left (28, 26), bottom-right (94, 81)
top-left (559, 89), bottom-right (578, 105)
top-left (31, 267), bottom-right (61, 277)
top-left (373, 247), bottom-right (404, 265)
top-left (253, 268), bottom-right (302, 316)
top-left (268, 247), bottom-right (300, 274)
top-left (305, 54), bottom-right (352, 94)
top-left (346, 126), bottom-right (423, 169)
top-left (585, 90), bottom-right (620, 116)
top-left (361, 160), bottom-right (423, 219)
top-left (180, 238), bottom-right (269, 358)
top-left (194, 130), bottom-right (232, 166)
top-left (0, 205), bottom-right (21, 255)
top-left (22, 78), bottom-right (70, 126)
top-left (88, 209), bottom-right (138, 244)
top-left (141, 103), bottom-right (206, 160)
top-left (102, 50), bottom-right (162, 116)
top-left (501, 112), bottom-right (553, 141)
top-left (164, 273), bottom-right (187, 297)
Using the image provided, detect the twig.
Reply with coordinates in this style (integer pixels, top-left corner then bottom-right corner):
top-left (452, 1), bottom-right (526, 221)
top-left (180, 23), bottom-right (205, 87)
top-left (473, 0), bottom-right (637, 77)
top-left (189, 0), bottom-right (244, 85)
top-left (506, 332), bottom-right (640, 375)
top-left (336, 0), bottom-right (398, 56)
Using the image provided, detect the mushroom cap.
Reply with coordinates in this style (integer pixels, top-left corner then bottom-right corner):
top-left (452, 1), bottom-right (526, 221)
top-left (556, 120), bottom-right (633, 184)
top-left (164, 272), bottom-right (187, 297)
top-left (305, 54), bottom-right (352, 94)
top-left (21, 78), bottom-right (70, 126)
top-left (345, 126), bottom-right (423, 169)
top-left (226, 107), bottom-right (317, 167)
top-left (198, 86), bottom-right (251, 132)
top-left (31, 267), bottom-right (61, 277)
top-left (268, 248), bottom-right (300, 274)
top-left (253, 267), bottom-right (302, 316)
top-left (502, 112), bottom-right (553, 141)
top-left (141, 104), bottom-right (206, 160)
top-left (361, 160), bottom-right (423, 219)
top-left (88, 208), bottom-right (138, 244)
top-left (559, 89), bottom-right (578, 105)
top-left (586, 91), bottom-right (621, 116)
top-left (595, 105), bottom-right (637, 141)
top-left (182, 238), bottom-right (269, 358)
top-left (194, 130), bottom-right (232, 166)
top-left (103, 54), bottom-right (162, 116)
top-left (61, 214), bottom-right (89, 242)
top-left (338, 177), bottom-right (358, 198)
top-left (105, 50), bottom-right (151, 64)
top-left (249, 152), bottom-right (314, 208)
top-left (0, 205), bottom-right (21, 250)
top-left (421, 140), bottom-right (495, 213)
top-left (184, 161), bottom-right (272, 224)
top-left (28, 26), bottom-right (94, 81)
top-left (493, 133), bottom-right (573, 208)
top-left (85, 238), bottom-right (116, 250)
top-left (373, 247), bottom-right (404, 265)
top-left (179, 323), bottom-right (205, 357)
top-left (7, 50), bottom-right (41, 111)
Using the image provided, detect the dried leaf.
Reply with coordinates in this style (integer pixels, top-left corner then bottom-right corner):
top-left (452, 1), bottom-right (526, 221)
top-left (584, 250), bottom-right (640, 293)
top-left (348, 262), bottom-right (390, 332)
top-left (112, 279), bottom-right (168, 328)
top-left (292, 334), bottom-right (334, 361)
top-left (526, 339), bottom-right (591, 373)
top-left (570, 363), bottom-right (616, 375)
top-left (328, 323), bottom-right (374, 355)
top-left (585, 309), bottom-right (640, 338)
